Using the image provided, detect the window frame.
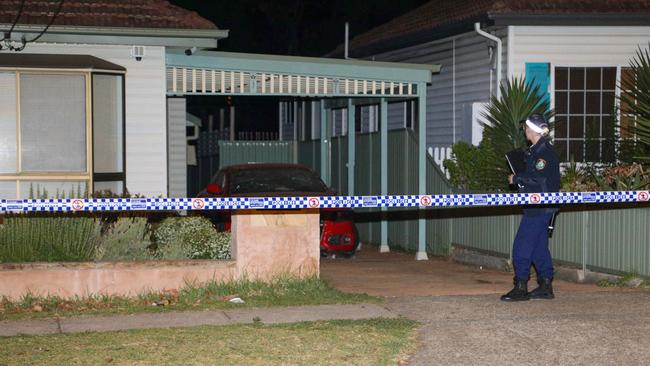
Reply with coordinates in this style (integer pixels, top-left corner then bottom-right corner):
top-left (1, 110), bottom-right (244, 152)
top-left (0, 68), bottom-right (126, 198)
top-left (550, 63), bottom-right (622, 164)
top-left (91, 72), bottom-right (127, 194)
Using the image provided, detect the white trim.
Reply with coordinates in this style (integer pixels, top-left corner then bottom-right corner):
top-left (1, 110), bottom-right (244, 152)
top-left (507, 26), bottom-right (515, 79)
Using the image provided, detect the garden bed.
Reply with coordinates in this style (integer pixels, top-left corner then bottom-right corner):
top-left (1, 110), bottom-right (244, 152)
top-left (0, 259), bottom-right (237, 300)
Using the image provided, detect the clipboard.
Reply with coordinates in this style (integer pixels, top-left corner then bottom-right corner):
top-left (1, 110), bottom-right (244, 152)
top-left (505, 149), bottom-right (526, 175)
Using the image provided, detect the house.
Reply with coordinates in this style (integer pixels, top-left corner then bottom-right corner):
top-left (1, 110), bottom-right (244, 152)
top-left (326, 0), bottom-right (650, 170)
top-left (0, 0), bottom-right (226, 198)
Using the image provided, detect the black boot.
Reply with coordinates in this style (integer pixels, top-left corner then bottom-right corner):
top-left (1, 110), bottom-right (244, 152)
top-left (529, 278), bottom-right (554, 299)
top-left (500, 278), bottom-right (530, 302)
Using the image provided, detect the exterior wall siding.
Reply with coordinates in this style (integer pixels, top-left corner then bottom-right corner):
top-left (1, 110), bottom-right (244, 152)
top-left (510, 26), bottom-right (650, 78)
top-left (12, 43), bottom-right (168, 197)
top-left (366, 28), bottom-right (508, 152)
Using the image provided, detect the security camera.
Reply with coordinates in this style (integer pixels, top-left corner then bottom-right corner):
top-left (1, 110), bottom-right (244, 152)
top-left (185, 47), bottom-right (198, 56)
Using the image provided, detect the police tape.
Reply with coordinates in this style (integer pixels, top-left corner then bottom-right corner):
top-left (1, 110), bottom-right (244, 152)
top-left (0, 190), bottom-right (649, 213)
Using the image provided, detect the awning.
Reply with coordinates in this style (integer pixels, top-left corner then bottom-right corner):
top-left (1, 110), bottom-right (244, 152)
top-left (0, 53), bottom-right (126, 73)
top-left (166, 50), bottom-right (440, 98)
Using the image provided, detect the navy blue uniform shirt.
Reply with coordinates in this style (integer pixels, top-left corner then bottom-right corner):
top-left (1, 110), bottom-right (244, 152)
top-left (514, 136), bottom-right (560, 215)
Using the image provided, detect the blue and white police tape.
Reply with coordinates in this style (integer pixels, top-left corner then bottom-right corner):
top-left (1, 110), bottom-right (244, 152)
top-left (0, 191), bottom-right (648, 213)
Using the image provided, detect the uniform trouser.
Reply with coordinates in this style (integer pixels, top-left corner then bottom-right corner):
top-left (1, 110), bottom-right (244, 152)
top-left (512, 212), bottom-right (555, 280)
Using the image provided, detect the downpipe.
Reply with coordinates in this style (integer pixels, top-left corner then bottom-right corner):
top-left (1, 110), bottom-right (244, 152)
top-left (474, 22), bottom-right (502, 100)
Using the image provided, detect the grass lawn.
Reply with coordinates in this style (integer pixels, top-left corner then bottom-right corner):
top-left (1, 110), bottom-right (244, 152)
top-left (0, 318), bottom-right (418, 366)
top-left (0, 276), bottom-right (380, 321)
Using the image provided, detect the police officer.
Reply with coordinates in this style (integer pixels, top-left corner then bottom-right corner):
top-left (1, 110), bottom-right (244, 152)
top-left (501, 114), bottom-right (560, 302)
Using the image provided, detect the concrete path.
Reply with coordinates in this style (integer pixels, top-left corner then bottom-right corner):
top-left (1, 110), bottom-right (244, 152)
top-left (387, 291), bottom-right (650, 365)
top-left (0, 303), bottom-right (396, 337)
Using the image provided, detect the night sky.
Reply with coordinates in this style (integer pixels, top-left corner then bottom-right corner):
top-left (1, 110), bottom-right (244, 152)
top-left (170, 0), bottom-right (428, 56)
top-left (169, 0), bottom-right (429, 134)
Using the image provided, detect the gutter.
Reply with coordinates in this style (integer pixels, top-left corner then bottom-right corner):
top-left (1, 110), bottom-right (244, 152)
top-left (474, 22), bottom-right (502, 100)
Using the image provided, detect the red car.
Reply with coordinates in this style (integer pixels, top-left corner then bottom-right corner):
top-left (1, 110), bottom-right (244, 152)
top-left (198, 163), bottom-right (359, 257)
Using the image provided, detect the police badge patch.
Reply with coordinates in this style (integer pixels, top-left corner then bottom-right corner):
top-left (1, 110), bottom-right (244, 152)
top-left (535, 159), bottom-right (546, 170)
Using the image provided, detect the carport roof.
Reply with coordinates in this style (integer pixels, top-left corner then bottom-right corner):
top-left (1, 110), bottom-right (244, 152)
top-left (166, 50), bottom-right (440, 97)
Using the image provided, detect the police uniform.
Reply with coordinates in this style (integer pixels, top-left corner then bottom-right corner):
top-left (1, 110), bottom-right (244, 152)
top-left (512, 136), bottom-right (560, 282)
top-left (501, 114), bottom-right (560, 302)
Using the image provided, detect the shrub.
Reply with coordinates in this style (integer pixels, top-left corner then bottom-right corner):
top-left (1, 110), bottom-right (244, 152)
top-left (589, 163), bottom-right (650, 191)
top-left (94, 217), bottom-right (153, 261)
top-left (560, 162), bottom-right (650, 191)
top-left (0, 217), bottom-right (99, 263)
top-left (152, 216), bottom-right (231, 260)
top-left (559, 161), bottom-right (597, 192)
top-left (443, 142), bottom-right (502, 191)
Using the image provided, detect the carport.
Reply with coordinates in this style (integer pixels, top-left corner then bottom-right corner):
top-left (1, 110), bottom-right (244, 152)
top-left (165, 50), bottom-right (440, 260)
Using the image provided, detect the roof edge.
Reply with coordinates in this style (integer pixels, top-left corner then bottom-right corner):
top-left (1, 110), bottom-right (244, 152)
top-left (329, 16), bottom-right (489, 59)
top-left (3, 24), bottom-right (229, 39)
top-left (1, 24), bottom-right (229, 48)
top-left (490, 12), bottom-right (650, 26)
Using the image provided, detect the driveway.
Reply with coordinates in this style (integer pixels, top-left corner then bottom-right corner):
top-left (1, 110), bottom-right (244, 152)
top-left (322, 246), bottom-right (650, 365)
top-left (388, 292), bottom-right (650, 365)
top-left (321, 245), bottom-right (605, 297)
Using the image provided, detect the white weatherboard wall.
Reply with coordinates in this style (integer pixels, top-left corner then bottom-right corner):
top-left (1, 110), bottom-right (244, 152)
top-left (510, 26), bottom-right (650, 78)
top-left (8, 43), bottom-right (168, 196)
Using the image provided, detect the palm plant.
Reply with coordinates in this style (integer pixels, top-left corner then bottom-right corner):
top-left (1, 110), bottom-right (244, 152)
top-left (481, 77), bottom-right (553, 158)
top-left (619, 44), bottom-right (650, 161)
top-left (481, 78), bottom-right (553, 190)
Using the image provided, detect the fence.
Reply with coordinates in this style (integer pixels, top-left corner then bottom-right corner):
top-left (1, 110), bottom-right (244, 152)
top-left (297, 130), bottom-right (453, 256)
top-left (218, 129), bottom-right (650, 276)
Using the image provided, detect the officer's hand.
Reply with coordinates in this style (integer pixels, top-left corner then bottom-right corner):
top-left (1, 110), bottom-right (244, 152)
top-left (508, 175), bottom-right (514, 185)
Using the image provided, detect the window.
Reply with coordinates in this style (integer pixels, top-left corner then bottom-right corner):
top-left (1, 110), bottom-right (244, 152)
top-left (21, 74), bottom-right (87, 172)
top-left (0, 73), bottom-right (17, 174)
top-left (554, 67), bottom-right (617, 162)
top-left (92, 74), bottom-right (126, 194)
top-left (0, 70), bottom-right (125, 199)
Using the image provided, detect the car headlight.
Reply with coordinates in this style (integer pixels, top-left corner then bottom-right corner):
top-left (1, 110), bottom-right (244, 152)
top-left (343, 235), bottom-right (352, 244)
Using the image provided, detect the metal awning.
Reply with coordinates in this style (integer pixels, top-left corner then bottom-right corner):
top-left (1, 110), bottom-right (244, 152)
top-left (166, 50), bottom-right (439, 97)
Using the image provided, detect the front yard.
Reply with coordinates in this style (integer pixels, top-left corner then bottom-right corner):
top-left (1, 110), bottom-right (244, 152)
top-left (0, 318), bottom-right (417, 365)
top-left (0, 276), bottom-right (379, 321)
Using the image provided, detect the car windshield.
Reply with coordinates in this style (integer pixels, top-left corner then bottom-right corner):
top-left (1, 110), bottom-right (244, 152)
top-left (229, 167), bottom-right (328, 194)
